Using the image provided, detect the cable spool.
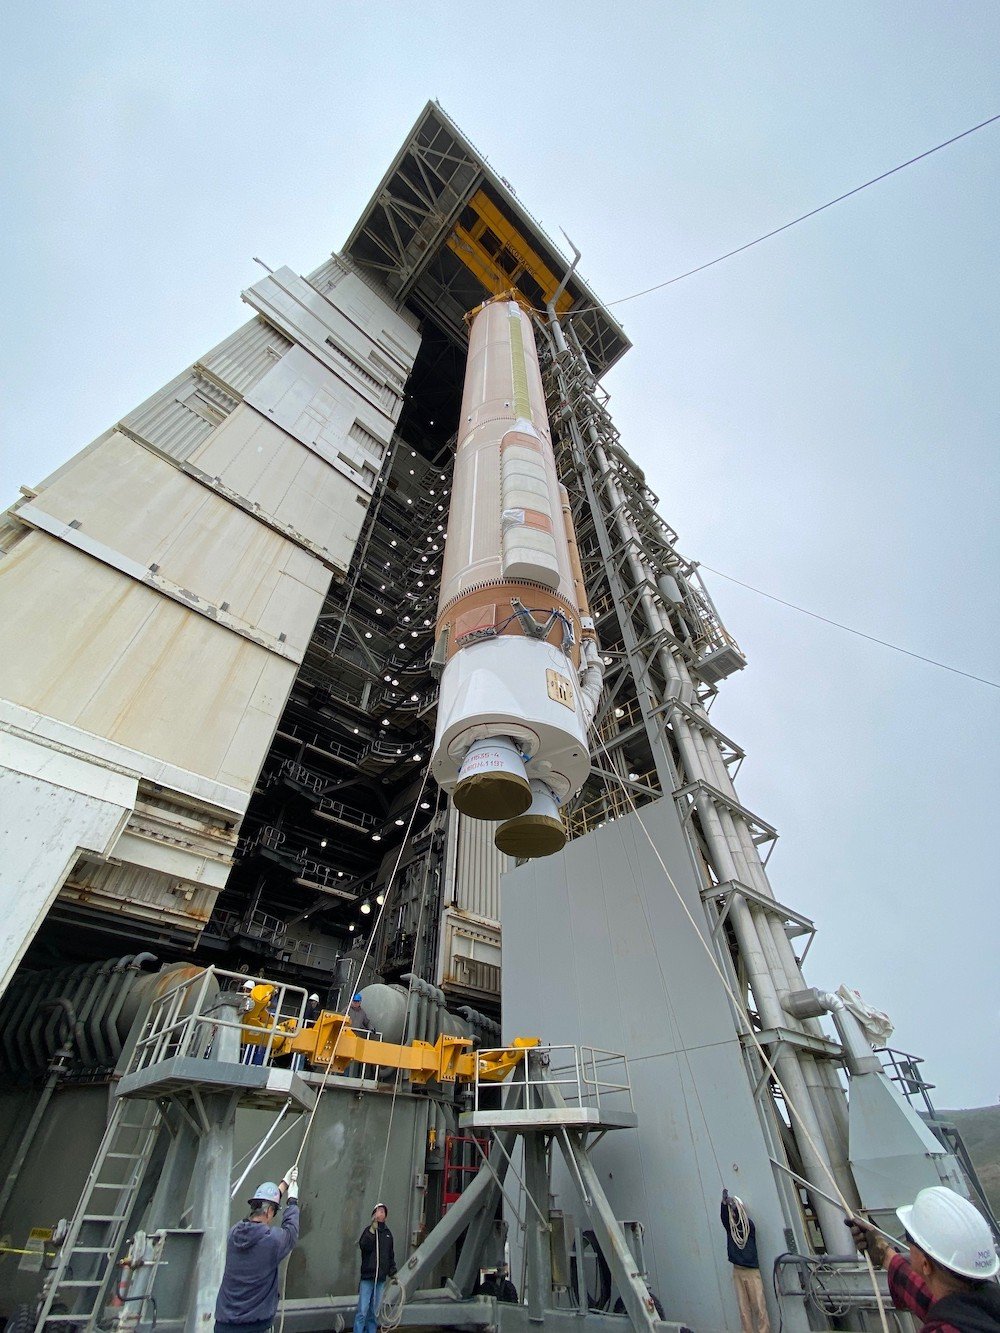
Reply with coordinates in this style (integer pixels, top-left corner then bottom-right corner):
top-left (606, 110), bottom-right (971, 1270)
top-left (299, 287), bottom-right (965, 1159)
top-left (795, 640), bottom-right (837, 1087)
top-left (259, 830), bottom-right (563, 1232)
top-left (728, 1197), bottom-right (751, 1250)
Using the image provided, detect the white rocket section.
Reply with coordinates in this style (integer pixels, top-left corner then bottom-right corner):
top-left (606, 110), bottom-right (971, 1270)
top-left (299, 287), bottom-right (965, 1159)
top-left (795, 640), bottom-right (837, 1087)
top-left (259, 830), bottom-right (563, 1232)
top-left (434, 636), bottom-right (591, 804)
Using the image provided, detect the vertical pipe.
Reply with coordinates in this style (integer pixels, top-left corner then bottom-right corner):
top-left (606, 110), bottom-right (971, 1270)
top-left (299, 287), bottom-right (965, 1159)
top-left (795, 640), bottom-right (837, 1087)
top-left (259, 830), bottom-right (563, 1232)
top-left (545, 310), bottom-right (855, 1251)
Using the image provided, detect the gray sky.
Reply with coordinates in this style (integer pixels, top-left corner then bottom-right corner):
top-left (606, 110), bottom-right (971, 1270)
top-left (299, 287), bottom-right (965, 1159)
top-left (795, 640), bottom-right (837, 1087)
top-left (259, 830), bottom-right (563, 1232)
top-left (3, 2), bottom-right (998, 1107)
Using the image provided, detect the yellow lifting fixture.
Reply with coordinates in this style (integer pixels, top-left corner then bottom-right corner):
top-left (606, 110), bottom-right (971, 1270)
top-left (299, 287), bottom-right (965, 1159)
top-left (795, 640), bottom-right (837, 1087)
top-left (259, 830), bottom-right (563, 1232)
top-left (240, 991), bottom-right (539, 1086)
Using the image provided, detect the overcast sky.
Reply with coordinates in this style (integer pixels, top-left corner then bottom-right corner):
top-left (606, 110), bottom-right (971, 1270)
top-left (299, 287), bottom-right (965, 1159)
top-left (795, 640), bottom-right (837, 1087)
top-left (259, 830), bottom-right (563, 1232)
top-left (3, 2), bottom-right (998, 1108)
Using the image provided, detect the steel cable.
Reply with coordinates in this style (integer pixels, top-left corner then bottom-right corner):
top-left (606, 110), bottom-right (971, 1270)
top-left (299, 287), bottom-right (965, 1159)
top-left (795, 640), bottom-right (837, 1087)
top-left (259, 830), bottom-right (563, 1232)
top-left (592, 732), bottom-right (892, 1332)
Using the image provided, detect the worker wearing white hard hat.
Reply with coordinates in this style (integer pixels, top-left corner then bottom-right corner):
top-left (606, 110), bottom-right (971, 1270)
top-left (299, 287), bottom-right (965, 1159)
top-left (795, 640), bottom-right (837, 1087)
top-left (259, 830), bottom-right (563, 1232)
top-left (847, 1186), bottom-right (1000, 1332)
top-left (214, 1167), bottom-right (301, 1333)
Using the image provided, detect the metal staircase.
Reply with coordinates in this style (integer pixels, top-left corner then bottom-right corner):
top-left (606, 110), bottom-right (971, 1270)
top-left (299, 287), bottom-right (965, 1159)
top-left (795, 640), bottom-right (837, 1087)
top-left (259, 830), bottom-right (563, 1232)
top-left (34, 1097), bottom-right (163, 1328)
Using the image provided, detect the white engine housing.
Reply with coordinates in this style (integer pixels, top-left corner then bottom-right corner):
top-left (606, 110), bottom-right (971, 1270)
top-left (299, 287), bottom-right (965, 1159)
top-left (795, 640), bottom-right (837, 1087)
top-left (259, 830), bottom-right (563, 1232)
top-left (431, 636), bottom-right (590, 804)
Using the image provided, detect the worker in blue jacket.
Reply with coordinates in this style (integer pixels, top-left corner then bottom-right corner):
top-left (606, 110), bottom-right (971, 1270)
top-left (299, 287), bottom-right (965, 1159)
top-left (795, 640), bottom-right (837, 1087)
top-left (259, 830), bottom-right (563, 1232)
top-left (215, 1167), bottom-right (300, 1333)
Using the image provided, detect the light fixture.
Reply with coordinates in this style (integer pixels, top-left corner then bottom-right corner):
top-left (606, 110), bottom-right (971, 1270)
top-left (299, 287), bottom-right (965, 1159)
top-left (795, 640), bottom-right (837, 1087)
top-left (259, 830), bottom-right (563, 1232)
top-left (320, 839), bottom-right (327, 848)
top-left (348, 923), bottom-right (355, 932)
top-left (376, 893), bottom-right (384, 905)
top-left (337, 870), bottom-right (344, 877)
top-left (375, 608), bottom-right (383, 616)
top-left (353, 727), bottom-right (359, 734)
top-left (364, 631), bottom-right (372, 639)
top-left (360, 901), bottom-right (371, 915)
top-left (372, 833), bottom-right (382, 841)
top-left (394, 817), bottom-right (405, 826)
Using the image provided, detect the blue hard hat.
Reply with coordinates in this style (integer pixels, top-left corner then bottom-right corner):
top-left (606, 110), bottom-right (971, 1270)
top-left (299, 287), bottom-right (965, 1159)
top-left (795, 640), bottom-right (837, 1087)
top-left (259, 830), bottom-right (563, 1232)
top-left (353, 993), bottom-right (363, 1002)
top-left (249, 1181), bottom-right (282, 1208)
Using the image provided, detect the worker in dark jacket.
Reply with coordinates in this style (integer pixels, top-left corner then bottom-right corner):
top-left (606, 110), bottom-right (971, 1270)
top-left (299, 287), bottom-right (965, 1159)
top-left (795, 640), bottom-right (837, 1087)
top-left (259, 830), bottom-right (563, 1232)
top-left (478, 1264), bottom-right (519, 1303)
top-left (721, 1189), bottom-right (770, 1333)
top-left (847, 1186), bottom-right (1000, 1333)
top-left (354, 1202), bottom-right (397, 1333)
top-left (215, 1168), bottom-right (300, 1333)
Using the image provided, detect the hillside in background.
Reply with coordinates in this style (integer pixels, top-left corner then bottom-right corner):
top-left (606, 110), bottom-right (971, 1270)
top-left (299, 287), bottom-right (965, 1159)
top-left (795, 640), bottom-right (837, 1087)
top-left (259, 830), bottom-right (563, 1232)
top-left (938, 1106), bottom-right (1000, 1218)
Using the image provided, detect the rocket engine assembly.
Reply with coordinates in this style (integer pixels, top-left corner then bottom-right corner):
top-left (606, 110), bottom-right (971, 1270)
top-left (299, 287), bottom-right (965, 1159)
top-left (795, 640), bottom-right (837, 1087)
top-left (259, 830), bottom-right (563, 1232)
top-left (430, 297), bottom-right (602, 857)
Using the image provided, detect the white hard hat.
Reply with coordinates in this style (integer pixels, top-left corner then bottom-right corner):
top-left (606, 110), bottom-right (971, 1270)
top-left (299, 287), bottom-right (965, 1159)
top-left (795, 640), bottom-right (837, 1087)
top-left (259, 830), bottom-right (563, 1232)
top-left (308, 993), bottom-right (320, 1002)
top-left (242, 979), bottom-right (256, 991)
top-left (249, 1181), bottom-right (282, 1208)
top-left (897, 1186), bottom-right (999, 1279)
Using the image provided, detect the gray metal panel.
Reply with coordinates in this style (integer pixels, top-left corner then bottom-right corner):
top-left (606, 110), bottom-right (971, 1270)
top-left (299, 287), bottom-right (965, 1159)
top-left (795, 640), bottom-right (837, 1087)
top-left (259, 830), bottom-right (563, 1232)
top-left (121, 370), bottom-right (239, 463)
top-left (501, 798), bottom-right (810, 1333)
top-left (201, 316), bottom-right (293, 395)
top-left (244, 345), bottom-right (387, 493)
top-left (437, 812), bottom-right (506, 999)
top-left (454, 813), bottom-right (507, 920)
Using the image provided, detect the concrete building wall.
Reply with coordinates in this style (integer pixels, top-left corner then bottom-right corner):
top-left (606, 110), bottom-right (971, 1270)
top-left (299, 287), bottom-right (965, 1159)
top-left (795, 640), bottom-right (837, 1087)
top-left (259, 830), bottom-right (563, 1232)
top-left (0, 259), bottom-right (421, 982)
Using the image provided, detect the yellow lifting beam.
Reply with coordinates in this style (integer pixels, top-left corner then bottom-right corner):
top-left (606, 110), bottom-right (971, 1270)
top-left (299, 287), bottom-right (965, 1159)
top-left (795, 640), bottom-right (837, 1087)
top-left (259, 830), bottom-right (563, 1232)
top-left (241, 997), bottom-right (538, 1087)
top-left (446, 189), bottom-right (574, 317)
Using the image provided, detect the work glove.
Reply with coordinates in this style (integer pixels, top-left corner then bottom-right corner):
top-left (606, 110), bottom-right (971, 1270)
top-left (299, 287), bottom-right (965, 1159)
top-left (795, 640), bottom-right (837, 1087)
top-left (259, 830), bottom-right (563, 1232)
top-left (284, 1166), bottom-right (299, 1200)
top-left (844, 1216), bottom-right (889, 1268)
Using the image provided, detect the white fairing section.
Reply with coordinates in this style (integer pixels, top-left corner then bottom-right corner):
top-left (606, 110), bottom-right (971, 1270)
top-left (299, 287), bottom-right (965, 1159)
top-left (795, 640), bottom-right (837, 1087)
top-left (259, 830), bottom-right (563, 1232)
top-left (431, 636), bottom-right (589, 802)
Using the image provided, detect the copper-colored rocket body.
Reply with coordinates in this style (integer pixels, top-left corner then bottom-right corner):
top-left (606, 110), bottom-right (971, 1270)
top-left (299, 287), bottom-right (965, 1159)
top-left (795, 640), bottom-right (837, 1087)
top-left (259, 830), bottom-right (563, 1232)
top-left (430, 299), bottom-right (592, 826)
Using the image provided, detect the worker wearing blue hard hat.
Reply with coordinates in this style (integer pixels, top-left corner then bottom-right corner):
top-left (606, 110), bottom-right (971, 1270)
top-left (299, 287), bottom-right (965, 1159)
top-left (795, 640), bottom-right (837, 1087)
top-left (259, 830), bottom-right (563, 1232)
top-left (348, 992), bottom-right (372, 1035)
top-left (214, 1167), bottom-right (300, 1333)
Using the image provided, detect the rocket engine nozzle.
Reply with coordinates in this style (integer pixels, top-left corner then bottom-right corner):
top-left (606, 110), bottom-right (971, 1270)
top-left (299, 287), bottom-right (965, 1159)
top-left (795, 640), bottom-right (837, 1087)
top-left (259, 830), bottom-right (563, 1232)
top-left (452, 738), bottom-right (531, 821)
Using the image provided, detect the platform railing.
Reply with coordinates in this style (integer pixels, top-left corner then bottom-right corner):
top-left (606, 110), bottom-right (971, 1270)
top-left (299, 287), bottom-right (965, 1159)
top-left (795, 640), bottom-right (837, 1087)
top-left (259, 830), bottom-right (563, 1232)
top-left (128, 966), bottom-right (308, 1073)
top-left (473, 1044), bottom-right (633, 1116)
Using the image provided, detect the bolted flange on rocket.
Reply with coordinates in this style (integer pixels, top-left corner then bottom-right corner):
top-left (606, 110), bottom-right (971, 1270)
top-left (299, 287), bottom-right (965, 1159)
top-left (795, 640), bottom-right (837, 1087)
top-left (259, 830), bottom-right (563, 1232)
top-left (430, 295), bottom-right (603, 858)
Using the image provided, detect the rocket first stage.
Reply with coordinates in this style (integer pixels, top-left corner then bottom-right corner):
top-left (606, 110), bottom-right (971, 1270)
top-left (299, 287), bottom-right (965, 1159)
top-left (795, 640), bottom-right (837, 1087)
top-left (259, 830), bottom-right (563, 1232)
top-left (430, 296), bottom-right (603, 857)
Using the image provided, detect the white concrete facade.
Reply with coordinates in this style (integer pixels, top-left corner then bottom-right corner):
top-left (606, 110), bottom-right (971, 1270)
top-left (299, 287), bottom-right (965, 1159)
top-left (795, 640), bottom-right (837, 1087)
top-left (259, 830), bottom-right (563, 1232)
top-left (0, 256), bottom-right (420, 985)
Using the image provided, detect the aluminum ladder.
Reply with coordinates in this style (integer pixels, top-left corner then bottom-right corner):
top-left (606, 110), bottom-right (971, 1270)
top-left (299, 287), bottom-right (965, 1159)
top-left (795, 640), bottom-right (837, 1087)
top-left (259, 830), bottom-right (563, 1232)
top-left (34, 1096), bottom-right (163, 1331)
